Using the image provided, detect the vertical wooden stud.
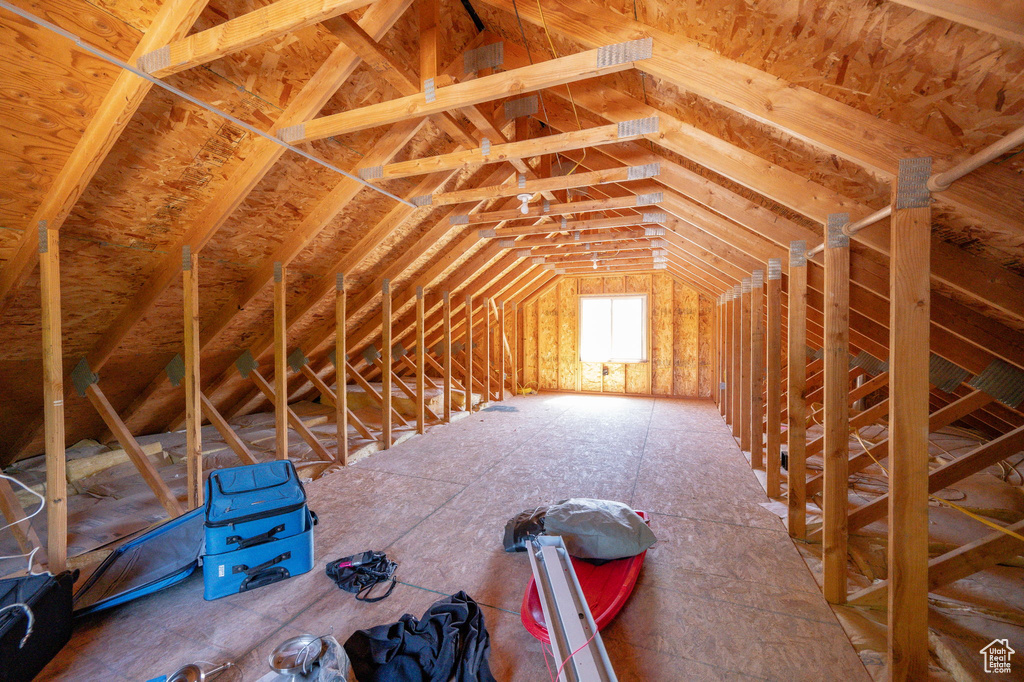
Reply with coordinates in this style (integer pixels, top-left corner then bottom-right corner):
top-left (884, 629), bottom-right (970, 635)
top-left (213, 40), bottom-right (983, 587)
top-left (39, 222), bottom-right (65, 572)
top-left (273, 262), bottom-right (288, 459)
top-left (750, 270), bottom-right (765, 470)
top-left (512, 302), bottom-right (519, 396)
top-left (731, 286), bottom-right (742, 436)
top-left (713, 295), bottom-right (721, 411)
top-left (336, 273), bottom-right (348, 465)
top-left (787, 241), bottom-right (809, 539)
top-left (887, 158), bottom-right (932, 680)
top-left (498, 301), bottom-right (506, 399)
top-left (182, 246), bottom-right (202, 508)
top-left (417, 0), bottom-right (438, 87)
top-left (823, 213), bottom-right (851, 604)
top-left (416, 286), bottom-right (426, 434)
top-left (382, 279), bottom-right (393, 448)
top-left (724, 292), bottom-right (733, 424)
top-left (766, 259), bottom-right (783, 497)
top-left (465, 294), bottom-right (474, 411)
top-left (443, 291), bottom-right (452, 422)
top-left (483, 297), bottom-right (492, 403)
top-left (740, 278), bottom-right (752, 451)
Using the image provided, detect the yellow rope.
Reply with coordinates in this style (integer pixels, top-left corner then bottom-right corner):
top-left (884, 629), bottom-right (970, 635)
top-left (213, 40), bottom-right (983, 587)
top-left (849, 428), bottom-right (1024, 544)
top-left (535, 0), bottom-right (586, 175)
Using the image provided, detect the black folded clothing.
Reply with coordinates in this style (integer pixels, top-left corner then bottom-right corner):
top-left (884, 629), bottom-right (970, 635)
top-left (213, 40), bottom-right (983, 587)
top-left (326, 551), bottom-right (397, 603)
top-left (344, 591), bottom-right (497, 682)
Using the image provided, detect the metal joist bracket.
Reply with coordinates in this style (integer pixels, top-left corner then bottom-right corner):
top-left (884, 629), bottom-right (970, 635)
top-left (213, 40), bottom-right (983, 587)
top-left (71, 358), bottom-right (99, 397)
top-left (450, 214), bottom-right (469, 225)
top-left (165, 353), bottom-right (185, 387)
top-left (642, 212), bottom-right (666, 223)
top-left (358, 165), bottom-right (383, 181)
top-left (827, 213), bottom-right (850, 249)
top-left (503, 95), bottom-right (538, 121)
top-left (362, 346), bottom-right (381, 364)
top-left (37, 220), bottom-right (47, 253)
top-left (596, 37), bottom-right (653, 67)
top-left (423, 77), bottom-right (436, 103)
top-left (410, 194), bottom-right (433, 207)
top-left (235, 350), bottom-right (258, 379)
top-left (768, 258), bottom-right (782, 280)
top-left (627, 162), bottom-right (660, 180)
top-left (617, 116), bottom-right (658, 138)
top-left (463, 42), bottom-right (503, 74)
top-left (637, 192), bottom-right (662, 206)
top-left (896, 157), bottom-right (933, 209)
top-left (287, 348), bottom-right (308, 373)
top-left (790, 240), bottom-right (807, 267)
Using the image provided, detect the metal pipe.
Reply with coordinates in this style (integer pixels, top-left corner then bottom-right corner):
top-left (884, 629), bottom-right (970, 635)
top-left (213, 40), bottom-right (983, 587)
top-left (928, 125), bottom-right (1024, 192)
top-left (805, 124), bottom-right (1024, 259)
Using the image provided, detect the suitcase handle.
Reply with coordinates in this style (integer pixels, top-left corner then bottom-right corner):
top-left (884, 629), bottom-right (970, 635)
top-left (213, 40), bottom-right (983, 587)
top-left (226, 523), bottom-right (286, 550)
top-left (239, 566), bottom-right (291, 592)
top-left (232, 551), bottom-right (291, 577)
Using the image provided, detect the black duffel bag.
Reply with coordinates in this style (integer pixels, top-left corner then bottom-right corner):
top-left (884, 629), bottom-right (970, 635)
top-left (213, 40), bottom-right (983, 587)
top-left (1, 570), bottom-right (77, 682)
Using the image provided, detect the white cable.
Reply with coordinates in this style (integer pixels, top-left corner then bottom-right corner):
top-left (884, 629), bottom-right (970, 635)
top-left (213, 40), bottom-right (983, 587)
top-left (0, 473), bottom-right (45, 575)
top-left (0, 0), bottom-right (416, 209)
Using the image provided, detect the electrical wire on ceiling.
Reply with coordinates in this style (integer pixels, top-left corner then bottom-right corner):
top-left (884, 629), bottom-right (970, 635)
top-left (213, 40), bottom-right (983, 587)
top-left (0, 0), bottom-right (417, 208)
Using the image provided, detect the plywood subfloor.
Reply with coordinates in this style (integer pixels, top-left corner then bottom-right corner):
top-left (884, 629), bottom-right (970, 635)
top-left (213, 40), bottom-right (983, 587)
top-left (38, 393), bottom-right (870, 681)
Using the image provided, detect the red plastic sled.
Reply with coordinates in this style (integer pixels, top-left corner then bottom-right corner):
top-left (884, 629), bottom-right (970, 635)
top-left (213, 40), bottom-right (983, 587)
top-left (521, 511), bottom-right (650, 643)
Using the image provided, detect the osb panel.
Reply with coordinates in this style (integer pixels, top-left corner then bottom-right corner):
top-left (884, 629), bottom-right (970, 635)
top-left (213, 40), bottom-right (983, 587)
top-left (580, 362), bottom-right (603, 392)
top-left (578, 276), bottom-right (604, 295)
top-left (537, 287), bottom-right (558, 390)
top-left (523, 301), bottom-right (538, 388)
top-left (651, 273), bottom-right (674, 395)
top-left (557, 279), bottom-right (578, 391)
top-left (604, 276), bottom-right (625, 294)
top-left (603, 363), bottom-right (626, 393)
top-left (673, 280), bottom-right (700, 397)
top-left (624, 362), bottom-right (649, 395)
top-left (699, 294), bottom-right (714, 398)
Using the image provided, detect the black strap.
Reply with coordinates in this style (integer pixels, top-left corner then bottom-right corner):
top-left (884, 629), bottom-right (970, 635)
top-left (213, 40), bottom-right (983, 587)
top-left (226, 523), bottom-right (286, 550)
top-left (233, 551), bottom-right (291, 577)
top-left (356, 576), bottom-right (397, 603)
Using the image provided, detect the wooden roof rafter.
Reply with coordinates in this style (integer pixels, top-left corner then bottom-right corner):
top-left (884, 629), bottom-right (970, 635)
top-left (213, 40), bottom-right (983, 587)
top-left (138, 0), bottom-right (385, 77)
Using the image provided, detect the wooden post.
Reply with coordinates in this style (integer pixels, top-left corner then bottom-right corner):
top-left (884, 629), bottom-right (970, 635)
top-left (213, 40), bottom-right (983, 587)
top-left (483, 297), bottom-right (492, 403)
top-left (765, 259), bottom-right (783, 498)
top-left (465, 293), bottom-right (474, 411)
top-left (713, 295), bottom-right (720, 411)
top-left (511, 302), bottom-right (519, 397)
top-left (382, 279), bottom-right (393, 448)
top-left (750, 270), bottom-right (765, 470)
top-left (724, 292), bottom-right (734, 424)
top-left (498, 301), bottom-right (506, 399)
top-left (443, 291), bottom-right (452, 421)
top-left (731, 286), bottom-right (742, 436)
top-left (182, 246), bottom-right (202, 508)
top-left (274, 262), bottom-right (288, 459)
top-left (823, 213), bottom-right (851, 604)
top-left (416, 286), bottom-right (426, 434)
top-left (887, 158), bottom-right (933, 680)
top-left (740, 279), bottom-right (752, 451)
top-left (787, 241), bottom-right (809, 539)
top-left (417, 0), bottom-right (438, 87)
top-left (39, 222), bottom-right (65, 571)
top-left (336, 273), bottom-right (348, 465)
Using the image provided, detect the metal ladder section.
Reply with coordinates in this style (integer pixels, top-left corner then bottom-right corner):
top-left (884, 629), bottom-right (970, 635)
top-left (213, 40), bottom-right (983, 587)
top-left (527, 537), bottom-right (618, 682)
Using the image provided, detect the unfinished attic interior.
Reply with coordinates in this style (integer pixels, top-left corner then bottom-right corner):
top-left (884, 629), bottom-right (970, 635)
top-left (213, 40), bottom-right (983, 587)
top-left (1, 0), bottom-right (1023, 678)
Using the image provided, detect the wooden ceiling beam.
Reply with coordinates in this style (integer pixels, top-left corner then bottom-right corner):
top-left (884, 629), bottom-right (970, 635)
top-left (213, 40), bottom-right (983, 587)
top-left (452, 194), bottom-right (661, 224)
top-left (278, 39), bottom-right (652, 143)
top-left (140, 0), bottom-right (382, 77)
top-left (428, 164), bottom-right (657, 207)
top-left (363, 121), bottom-right (655, 181)
top-left (0, 0), bottom-right (209, 317)
top-left (490, 214), bottom-right (658, 238)
top-left (482, 0), bottom-right (1024, 240)
top-left (883, 0), bottom-right (1024, 44)
top-left (525, 239), bottom-right (653, 257)
top-left (502, 229), bottom-right (654, 249)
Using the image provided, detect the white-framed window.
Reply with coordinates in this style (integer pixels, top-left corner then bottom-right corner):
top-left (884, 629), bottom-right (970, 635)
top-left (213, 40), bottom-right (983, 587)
top-left (578, 294), bottom-right (648, 363)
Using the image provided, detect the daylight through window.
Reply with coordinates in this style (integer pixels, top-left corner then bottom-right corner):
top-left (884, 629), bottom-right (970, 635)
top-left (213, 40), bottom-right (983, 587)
top-left (579, 295), bottom-right (647, 363)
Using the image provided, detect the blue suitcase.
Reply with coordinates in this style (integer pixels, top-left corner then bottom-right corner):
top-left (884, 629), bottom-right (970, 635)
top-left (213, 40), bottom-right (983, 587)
top-left (204, 460), bottom-right (307, 554)
top-left (202, 508), bottom-right (315, 600)
top-left (202, 461), bottom-right (315, 600)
